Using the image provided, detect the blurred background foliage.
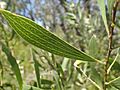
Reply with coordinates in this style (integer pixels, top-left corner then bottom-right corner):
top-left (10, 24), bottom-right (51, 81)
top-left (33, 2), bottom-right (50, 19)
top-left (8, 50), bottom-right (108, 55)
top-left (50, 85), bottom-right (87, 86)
top-left (0, 0), bottom-right (120, 90)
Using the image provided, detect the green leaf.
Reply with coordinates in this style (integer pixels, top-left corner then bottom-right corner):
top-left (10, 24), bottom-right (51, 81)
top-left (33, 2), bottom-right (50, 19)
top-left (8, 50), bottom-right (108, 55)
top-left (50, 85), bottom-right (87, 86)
top-left (61, 58), bottom-right (69, 71)
top-left (91, 68), bottom-right (103, 89)
top-left (77, 5), bottom-right (82, 19)
top-left (41, 79), bottom-right (54, 85)
top-left (88, 36), bottom-right (99, 58)
top-left (97, 0), bottom-right (109, 34)
top-left (1, 43), bottom-right (23, 90)
top-left (116, 15), bottom-right (120, 29)
top-left (0, 60), bottom-right (3, 82)
top-left (108, 86), bottom-right (119, 90)
top-left (107, 0), bottom-right (115, 17)
top-left (66, 12), bottom-right (76, 20)
top-left (40, 79), bottom-right (54, 89)
top-left (110, 77), bottom-right (120, 89)
top-left (108, 48), bottom-right (120, 72)
top-left (0, 9), bottom-right (100, 63)
top-left (108, 57), bottom-right (120, 72)
top-left (32, 50), bottom-right (41, 88)
top-left (53, 75), bottom-right (63, 90)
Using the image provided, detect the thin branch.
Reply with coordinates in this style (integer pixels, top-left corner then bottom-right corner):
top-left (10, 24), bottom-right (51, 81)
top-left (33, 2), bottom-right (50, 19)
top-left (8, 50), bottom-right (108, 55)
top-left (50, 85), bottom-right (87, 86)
top-left (104, 0), bottom-right (119, 90)
top-left (80, 69), bottom-right (102, 90)
top-left (107, 53), bottom-right (119, 74)
top-left (106, 76), bottom-right (120, 85)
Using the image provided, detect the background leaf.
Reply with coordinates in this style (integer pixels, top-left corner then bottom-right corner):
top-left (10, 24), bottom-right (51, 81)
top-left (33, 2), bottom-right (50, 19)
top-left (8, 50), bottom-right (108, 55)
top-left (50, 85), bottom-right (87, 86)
top-left (97, 0), bottom-right (109, 34)
top-left (90, 68), bottom-right (103, 89)
top-left (1, 42), bottom-right (23, 90)
top-left (107, 0), bottom-right (115, 17)
top-left (110, 77), bottom-right (120, 89)
top-left (32, 50), bottom-right (41, 88)
top-left (88, 35), bottom-right (99, 58)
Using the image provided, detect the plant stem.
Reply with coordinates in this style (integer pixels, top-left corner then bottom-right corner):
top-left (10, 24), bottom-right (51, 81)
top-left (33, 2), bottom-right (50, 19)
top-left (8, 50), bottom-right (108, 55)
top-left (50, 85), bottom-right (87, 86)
top-left (80, 69), bottom-right (102, 90)
top-left (104, 1), bottom-right (119, 90)
top-left (107, 53), bottom-right (119, 74)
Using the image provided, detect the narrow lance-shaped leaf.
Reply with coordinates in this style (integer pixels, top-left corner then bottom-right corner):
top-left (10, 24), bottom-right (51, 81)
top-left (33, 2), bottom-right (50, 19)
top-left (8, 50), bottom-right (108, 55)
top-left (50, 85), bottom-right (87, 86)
top-left (32, 50), bottom-right (41, 88)
top-left (107, 0), bottom-right (115, 17)
top-left (88, 36), bottom-right (99, 58)
top-left (97, 0), bottom-right (109, 34)
top-left (1, 42), bottom-right (23, 90)
top-left (0, 9), bottom-right (100, 63)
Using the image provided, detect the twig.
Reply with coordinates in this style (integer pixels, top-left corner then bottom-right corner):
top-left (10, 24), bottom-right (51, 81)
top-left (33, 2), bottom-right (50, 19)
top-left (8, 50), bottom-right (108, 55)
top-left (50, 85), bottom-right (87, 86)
top-left (80, 69), bottom-right (102, 90)
top-left (104, 0), bottom-right (119, 90)
top-left (107, 53), bottom-right (119, 74)
top-left (106, 76), bottom-right (120, 85)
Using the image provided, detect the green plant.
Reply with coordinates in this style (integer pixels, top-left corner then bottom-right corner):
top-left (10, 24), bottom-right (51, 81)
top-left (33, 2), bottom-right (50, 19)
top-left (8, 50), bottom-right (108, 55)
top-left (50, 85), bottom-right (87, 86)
top-left (0, 0), bottom-right (120, 90)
